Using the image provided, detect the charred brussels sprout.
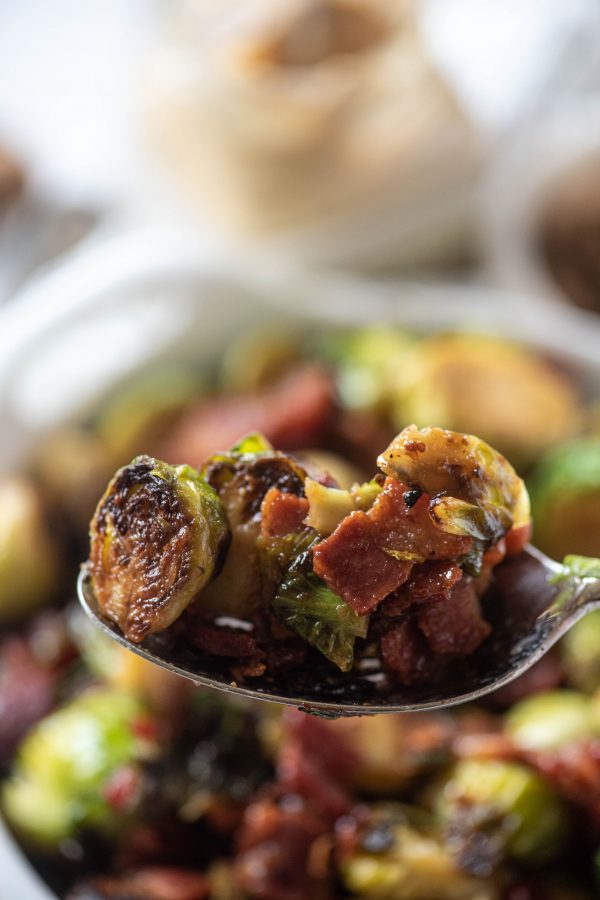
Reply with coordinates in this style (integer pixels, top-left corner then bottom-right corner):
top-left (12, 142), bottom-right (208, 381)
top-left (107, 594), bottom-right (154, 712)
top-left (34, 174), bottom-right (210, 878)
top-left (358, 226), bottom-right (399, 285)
top-left (529, 438), bottom-right (600, 559)
top-left (339, 806), bottom-right (495, 899)
top-left (0, 477), bottom-right (59, 623)
top-left (379, 426), bottom-right (530, 545)
top-left (89, 456), bottom-right (229, 642)
top-left (436, 759), bottom-right (567, 868)
top-left (395, 334), bottom-right (582, 465)
top-left (2, 688), bottom-right (153, 847)
top-left (505, 690), bottom-right (600, 749)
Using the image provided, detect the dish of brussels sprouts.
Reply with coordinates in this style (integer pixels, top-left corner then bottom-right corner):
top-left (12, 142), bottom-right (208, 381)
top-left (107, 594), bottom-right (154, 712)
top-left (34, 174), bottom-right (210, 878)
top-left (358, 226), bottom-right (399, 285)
top-left (2, 324), bottom-right (600, 899)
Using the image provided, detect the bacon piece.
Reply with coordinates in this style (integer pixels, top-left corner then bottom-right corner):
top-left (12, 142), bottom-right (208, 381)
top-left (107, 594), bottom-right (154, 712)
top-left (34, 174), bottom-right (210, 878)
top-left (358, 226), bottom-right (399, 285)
top-left (67, 868), bottom-right (210, 900)
top-left (190, 623), bottom-right (260, 658)
top-left (505, 522), bottom-right (532, 557)
top-left (236, 797), bottom-right (329, 900)
top-left (261, 488), bottom-right (309, 538)
top-left (369, 479), bottom-right (472, 561)
top-left (526, 739), bottom-right (600, 831)
top-left (416, 578), bottom-right (490, 656)
top-left (380, 561), bottom-right (463, 616)
top-left (313, 510), bottom-right (411, 614)
top-left (313, 478), bottom-right (472, 615)
top-left (380, 619), bottom-right (436, 684)
top-left (0, 636), bottom-right (57, 763)
top-left (161, 365), bottom-right (334, 466)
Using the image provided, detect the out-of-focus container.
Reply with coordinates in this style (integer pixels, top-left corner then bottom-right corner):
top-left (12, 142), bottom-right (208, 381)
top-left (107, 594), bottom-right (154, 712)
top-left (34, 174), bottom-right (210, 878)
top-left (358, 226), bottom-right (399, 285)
top-left (483, 99), bottom-right (600, 317)
top-left (146, 0), bottom-right (483, 269)
top-left (1, 228), bottom-right (600, 896)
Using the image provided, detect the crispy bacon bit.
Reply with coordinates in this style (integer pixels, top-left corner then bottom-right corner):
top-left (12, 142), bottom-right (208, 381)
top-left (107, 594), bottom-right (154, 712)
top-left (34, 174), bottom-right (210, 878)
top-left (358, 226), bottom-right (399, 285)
top-left (380, 561), bottom-right (463, 616)
top-left (313, 477), bottom-right (472, 616)
top-left (190, 623), bottom-right (260, 658)
top-left (264, 638), bottom-right (308, 673)
top-left (261, 488), bottom-right (310, 538)
top-left (236, 797), bottom-right (329, 900)
top-left (380, 619), bottom-right (436, 684)
top-left (0, 636), bottom-right (57, 763)
top-left (68, 868), bottom-right (210, 900)
top-left (526, 739), bottom-right (600, 831)
top-left (416, 578), bottom-right (490, 656)
top-left (278, 740), bottom-right (353, 821)
top-left (313, 510), bottom-right (411, 614)
top-left (369, 479), bottom-right (472, 561)
top-left (161, 365), bottom-right (334, 466)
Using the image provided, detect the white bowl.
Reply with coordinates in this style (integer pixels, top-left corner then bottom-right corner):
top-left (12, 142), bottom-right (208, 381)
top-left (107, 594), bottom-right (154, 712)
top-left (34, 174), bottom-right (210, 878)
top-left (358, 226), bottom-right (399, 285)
top-left (1, 228), bottom-right (600, 897)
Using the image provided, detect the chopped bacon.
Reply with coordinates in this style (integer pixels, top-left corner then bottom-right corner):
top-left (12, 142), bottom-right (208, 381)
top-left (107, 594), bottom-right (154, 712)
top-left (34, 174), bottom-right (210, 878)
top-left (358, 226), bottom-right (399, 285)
top-left (264, 638), bottom-right (308, 673)
top-left (489, 650), bottom-right (563, 708)
top-left (261, 488), bottom-right (310, 538)
top-left (190, 623), bottom-right (260, 658)
top-left (161, 365), bottom-right (334, 467)
top-left (380, 561), bottom-right (463, 616)
top-left (67, 868), bottom-right (210, 900)
top-left (236, 797), bottom-right (329, 900)
top-left (313, 478), bottom-right (472, 616)
top-left (313, 510), bottom-right (411, 614)
top-left (369, 479), bottom-right (473, 562)
top-left (278, 739), bottom-right (353, 821)
top-left (380, 619), bottom-right (436, 684)
top-left (416, 578), bottom-right (490, 656)
top-left (0, 635), bottom-right (57, 763)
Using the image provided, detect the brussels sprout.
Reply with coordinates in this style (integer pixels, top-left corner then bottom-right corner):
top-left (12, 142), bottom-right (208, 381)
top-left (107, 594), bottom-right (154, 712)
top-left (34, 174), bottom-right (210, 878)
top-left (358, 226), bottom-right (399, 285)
top-left (0, 477), bottom-right (59, 624)
top-left (295, 449), bottom-right (364, 490)
top-left (95, 368), bottom-right (203, 462)
top-left (436, 759), bottom-right (568, 867)
top-left (318, 326), bottom-right (415, 414)
top-left (2, 688), bottom-right (151, 846)
top-left (304, 477), bottom-right (382, 534)
top-left (529, 438), bottom-right (600, 559)
top-left (219, 328), bottom-right (302, 393)
top-left (260, 528), bottom-right (368, 671)
top-left (379, 426), bottom-right (530, 545)
top-left (89, 456), bottom-right (229, 642)
top-left (339, 807), bottom-right (496, 899)
top-left (199, 442), bottom-right (307, 617)
top-left (394, 334), bottom-right (582, 465)
top-left (505, 690), bottom-right (599, 749)
top-left (562, 610), bottom-right (600, 692)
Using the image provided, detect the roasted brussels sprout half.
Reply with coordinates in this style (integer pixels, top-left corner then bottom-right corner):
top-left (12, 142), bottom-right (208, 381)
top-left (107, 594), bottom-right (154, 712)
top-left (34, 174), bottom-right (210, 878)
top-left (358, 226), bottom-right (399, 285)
top-left (219, 327), bottom-right (302, 393)
top-left (2, 688), bottom-right (152, 846)
top-left (395, 334), bottom-right (582, 465)
top-left (505, 689), bottom-right (600, 749)
top-left (379, 425), bottom-right (531, 544)
top-left (339, 806), bottom-right (495, 899)
top-left (561, 610), bottom-right (600, 692)
top-left (95, 367), bottom-right (203, 461)
top-left (89, 456), bottom-right (229, 642)
top-left (529, 438), bottom-right (600, 559)
top-left (436, 758), bottom-right (568, 868)
top-left (319, 326), bottom-right (415, 414)
top-left (0, 477), bottom-right (59, 623)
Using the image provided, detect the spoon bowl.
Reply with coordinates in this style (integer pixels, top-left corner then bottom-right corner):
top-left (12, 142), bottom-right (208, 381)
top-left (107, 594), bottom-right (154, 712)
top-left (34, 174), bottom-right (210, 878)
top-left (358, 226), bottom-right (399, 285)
top-left (78, 546), bottom-right (600, 717)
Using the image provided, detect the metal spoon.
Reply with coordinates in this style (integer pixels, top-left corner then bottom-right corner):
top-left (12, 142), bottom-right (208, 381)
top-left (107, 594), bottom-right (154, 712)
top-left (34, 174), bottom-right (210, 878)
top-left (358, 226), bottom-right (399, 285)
top-left (78, 547), bottom-right (600, 717)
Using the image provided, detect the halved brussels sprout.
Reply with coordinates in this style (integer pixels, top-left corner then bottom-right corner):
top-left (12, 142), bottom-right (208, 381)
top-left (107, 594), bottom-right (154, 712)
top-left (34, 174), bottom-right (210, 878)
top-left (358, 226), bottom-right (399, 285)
top-left (2, 688), bottom-right (151, 846)
top-left (378, 425), bottom-right (530, 545)
top-left (339, 806), bottom-right (495, 899)
top-left (436, 758), bottom-right (568, 867)
top-left (529, 438), bottom-right (600, 559)
top-left (219, 328), bottom-right (302, 393)
top-left (505, 690), bottom-right (599, 749)
top-left (0, 477), bottom-right (59, 624)
top-left (562, 610), bottom-right (600, 693)
top-left (89, 456), bottom-right (229, 642)
top-left (95, 367), bottom-right (203, 461)
top-left (318, 326), bottom-right (415, 414)
top-left (394, 334), bottom-right (582, 465)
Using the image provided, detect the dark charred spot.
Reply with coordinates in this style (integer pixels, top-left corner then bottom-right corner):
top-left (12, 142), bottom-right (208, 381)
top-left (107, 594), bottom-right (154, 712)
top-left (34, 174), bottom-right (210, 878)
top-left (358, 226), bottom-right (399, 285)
top-left (402, 488), bottom-right (422, 509)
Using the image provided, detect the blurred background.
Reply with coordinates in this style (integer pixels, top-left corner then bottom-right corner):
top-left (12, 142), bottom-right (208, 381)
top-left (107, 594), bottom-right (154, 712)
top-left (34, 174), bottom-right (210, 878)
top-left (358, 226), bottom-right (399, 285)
top-left (2, 0), bottom-right (600, 287)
